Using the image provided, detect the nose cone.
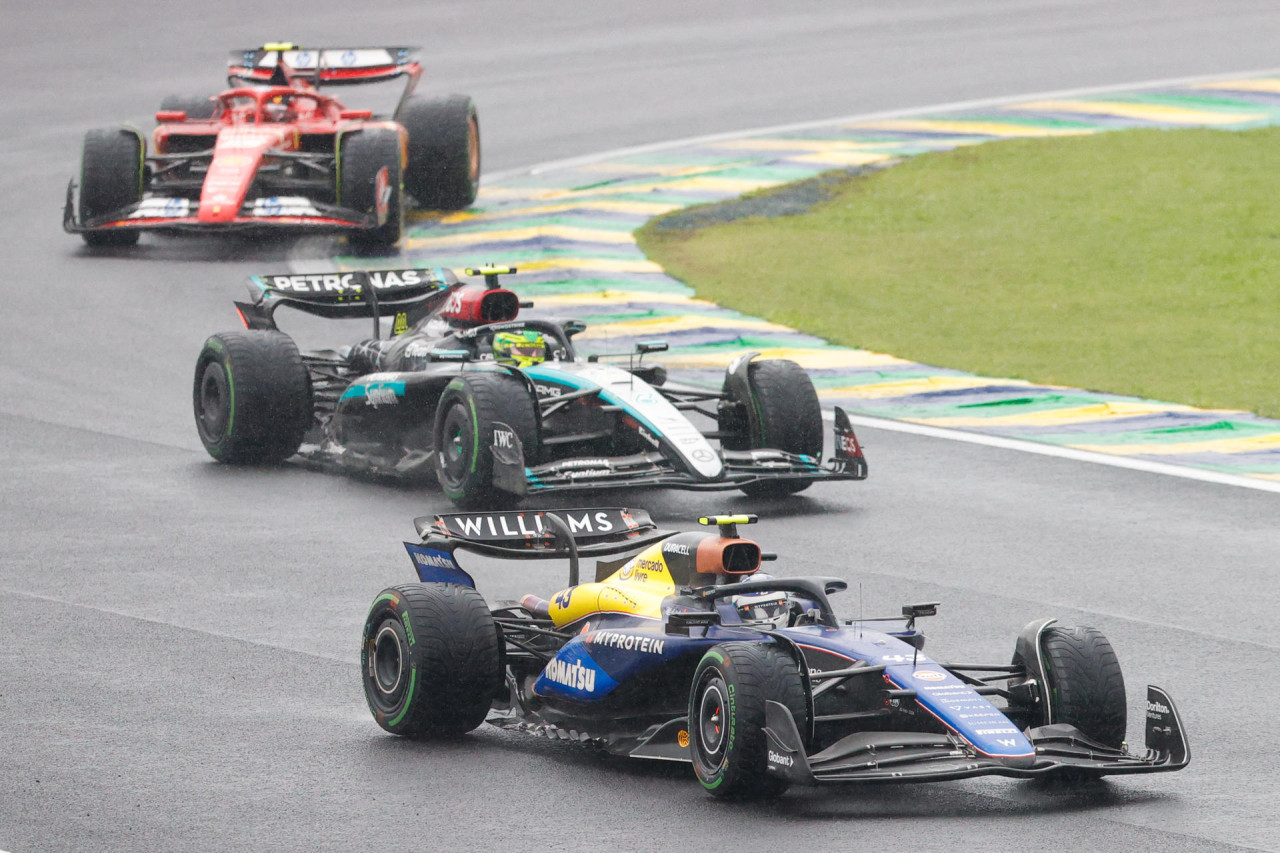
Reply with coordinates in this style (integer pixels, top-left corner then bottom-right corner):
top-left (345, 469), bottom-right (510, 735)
top-left (197, 129), bottom-right (285, 222)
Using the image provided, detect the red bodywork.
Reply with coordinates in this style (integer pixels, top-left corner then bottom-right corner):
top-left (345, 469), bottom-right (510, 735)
top-left (143, 87), bottom-right (406, 228)
top-left (66, 46), bottom-right (427, 237)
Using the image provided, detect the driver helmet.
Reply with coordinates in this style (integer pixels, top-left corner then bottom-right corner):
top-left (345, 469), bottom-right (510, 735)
top-left (262, 96), bottom-right (290, 122)
top-left (493, 330), bottom-right (547, 367)
top-left (730, 575), bottom-right (791, 629)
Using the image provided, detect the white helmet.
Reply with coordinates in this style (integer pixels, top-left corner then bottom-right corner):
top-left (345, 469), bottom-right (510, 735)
top-left (731, 576), bottom-right (791, 629)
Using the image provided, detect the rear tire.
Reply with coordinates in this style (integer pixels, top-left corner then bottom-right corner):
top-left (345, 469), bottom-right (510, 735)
top-left (339, 128), bottom-right (404, 247)
top-left (433, 371), bottom-right (538, 508)
top-left (158, 93), bottom-right (217, 120)
top-left (688, 642), bottom-right (809, 799)
top-left (79, 126), bottom-right (143, 246)
top-left (397, 94), bottom-right (480, 210)
top-left (361, 583), bottom-right (501, 738)
top-left (192, 330), bottom-right (312, 464)
top-left (720, 359), bottom-right (823, 497)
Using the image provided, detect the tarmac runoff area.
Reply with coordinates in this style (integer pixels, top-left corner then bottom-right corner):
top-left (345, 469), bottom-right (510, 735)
top-left (305, 70), bottom-right (1280, 493)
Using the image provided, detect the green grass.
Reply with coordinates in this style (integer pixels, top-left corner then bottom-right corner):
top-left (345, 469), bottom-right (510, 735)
top-left (636, 127), bottom-right (1280, 418)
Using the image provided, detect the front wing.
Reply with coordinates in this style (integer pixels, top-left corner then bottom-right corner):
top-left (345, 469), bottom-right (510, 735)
top-left (512, 405), bottom-right (868, 495)
top-left (523, 447), bottom-right (862, 493)
top-left (63, 180), bottom-right (379, 237)
top-left (762, 685), bottom-right (1190, 786)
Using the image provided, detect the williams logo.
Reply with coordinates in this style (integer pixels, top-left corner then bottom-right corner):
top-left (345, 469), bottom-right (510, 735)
top-left (543, 658), bottom-right (597, 693)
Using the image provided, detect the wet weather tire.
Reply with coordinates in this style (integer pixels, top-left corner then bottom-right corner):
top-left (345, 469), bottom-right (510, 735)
top-left (339, 128), bottom-right (403, 248)
top-left (433, 371), bottom-right (538, 509)
top-left (397, 94), bottom-right (480, 210)
top-left (362, 583), bottom-right (501, 738)
top-left (193, 330), bottom-right (312, 465)
top-left (158, 93), bottom-right (217, 120)
top-left (688, 642), bottom-right (809, 800)
top-left (79, 126), bottom-right (143, 246)
top-left (720, 359), bottom-right (823, 497)
top-left (1038, 625), bottom-right (1127, 748)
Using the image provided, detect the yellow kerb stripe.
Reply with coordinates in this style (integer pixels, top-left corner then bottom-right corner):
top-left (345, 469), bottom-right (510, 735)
top-left (406, 225), bottom-right (637, 251)
top-left (575, 314), bottom-right (794, 339)
top-left (855, 119), bottom-right (1096, 138)
top-left (1069, 432), bottom-right (1280, 456)
top-left (907, 401), bottom-right (1229, 428)
top-left (1192, 78), bottom-right (1280, 94)
top-left (1008, 100), bottom-right (1263, 125)
top-left (659, 348), bottom-right (912, 370)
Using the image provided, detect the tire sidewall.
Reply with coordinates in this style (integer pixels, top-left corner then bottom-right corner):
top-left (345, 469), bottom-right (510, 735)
top-left (361, 590), bottom-right (420, 734)
top-left (193, 336), bottom-right (235, 458)
top-left (690, 650), bottom-right (739, 791)
top-left (434, 378), bottom-right (482, 502)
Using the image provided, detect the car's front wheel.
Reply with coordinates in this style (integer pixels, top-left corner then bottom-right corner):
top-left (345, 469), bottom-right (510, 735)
top-left (339, 128), bottom-right (404, 248)
top-left (79, 126), bottom-right (144, 246)
top-left (688, 641), bottom-right (809, 799)
top-left (1013, 623), bottom-right (1127, 748)
top-left (432, 372), bottom-right (538, 508)
top-left (719, 358), bottom-right (823, 497)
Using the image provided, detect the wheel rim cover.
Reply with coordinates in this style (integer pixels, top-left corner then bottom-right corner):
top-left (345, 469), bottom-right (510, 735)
top-left (372, 621), bottom-right (404, 696)
top-left (698, 677), bottom-right (728, 760)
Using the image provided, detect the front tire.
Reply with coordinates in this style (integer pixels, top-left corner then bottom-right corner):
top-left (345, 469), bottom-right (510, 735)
top-left (397, 94), bottom-right (480, 210)
top-left (433, 371), bottom-right (538, 509)
top-left (79, 126), bottom-right (144, 246)
top-left (1039, 625), bottom-right (1127, 747)
top-left (362, 583), bottom-right (501, 737)
top-left (192, 330), bottom-right (312, 464)
top-left (339, 128), bottom-right (404, 248)
top-left (688, 642), bottom-right (809, 799)
top-left (720, 359), bottom-right (823, 497)
top-left (1014, 624), bottom-right (1127, 748)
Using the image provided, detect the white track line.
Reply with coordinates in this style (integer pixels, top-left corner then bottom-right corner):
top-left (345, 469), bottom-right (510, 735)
top-left (334, 68), bottom-right (1280, 495)
top-left (832, 411), bottom-right (1280, 494)
top-left (485, 66), bottom-right (1280, 183)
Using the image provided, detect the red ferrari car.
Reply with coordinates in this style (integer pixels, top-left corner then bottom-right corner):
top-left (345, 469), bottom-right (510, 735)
top-left (64, 44), bottom-right (479, 248)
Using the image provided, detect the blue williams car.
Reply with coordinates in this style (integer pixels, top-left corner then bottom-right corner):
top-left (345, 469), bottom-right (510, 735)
top-left (361, 509), bottom-right (1189, 798)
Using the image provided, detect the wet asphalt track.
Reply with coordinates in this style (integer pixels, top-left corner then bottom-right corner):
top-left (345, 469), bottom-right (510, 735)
top-left (3, 2), bottom-right (1280, 851)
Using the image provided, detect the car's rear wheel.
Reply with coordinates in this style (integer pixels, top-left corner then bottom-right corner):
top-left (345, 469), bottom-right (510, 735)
top-left (339, 128), bottom-right (404, 248)
top-left (362, 583), bottom-right (501, 738)
top-left (192, 330), bottom-right (312, 464)
top-left (79, 126), bottom-right (144, 246)
top-left (397, 94), bottom-right (480, 210)
top-left (688, 641), bottom-right (809, 799)
top-left (433, 372), bottom-right (538, 508)
top-left (158, 93), bottom-right (217, 120)
top-left (719, 358), bottom-right (823, 497)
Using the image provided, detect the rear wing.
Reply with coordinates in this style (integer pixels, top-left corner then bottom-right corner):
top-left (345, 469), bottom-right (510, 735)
top-left (227, 44), bottom-right (422, 107)
top-left (406, 507), bottom-right (673, 587)
top-left (236, 267), bottom-right (459, 335)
